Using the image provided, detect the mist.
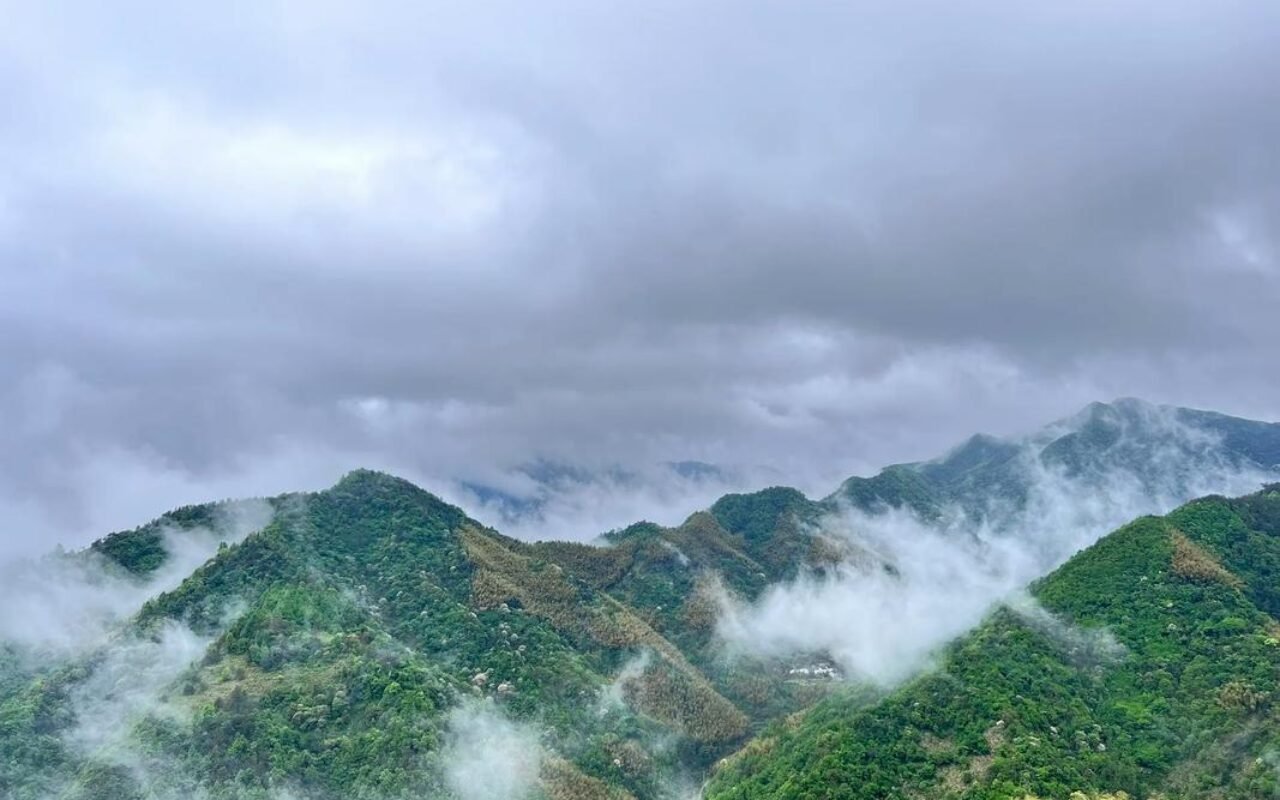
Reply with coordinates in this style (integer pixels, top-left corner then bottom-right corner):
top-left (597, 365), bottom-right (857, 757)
top-left (714, 409), bottom-right (1273, 686)
top-left (0, 498), bottom-right (272, 657)
top-left (63, 621), bottom-right (212, 765)
top-left (1005, 592), bottom-right (1127, 669)
top-left (442, 699), bottom-right (545, 800)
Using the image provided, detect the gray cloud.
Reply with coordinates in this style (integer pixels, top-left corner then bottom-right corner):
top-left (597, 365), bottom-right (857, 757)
top-left (2, 1), bottom-right (1279, 550)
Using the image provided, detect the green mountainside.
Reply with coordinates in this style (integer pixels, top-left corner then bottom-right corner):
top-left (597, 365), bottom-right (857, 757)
top-left (0, 471), bottom-right (854, 800)
top-left (706, 486), bottom-right (1280, 799)
top-left (2, 400), bottom-right (1280, 800)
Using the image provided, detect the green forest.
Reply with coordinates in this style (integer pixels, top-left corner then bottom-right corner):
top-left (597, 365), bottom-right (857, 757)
top-left (4, 402), bottom-right (1280, 799)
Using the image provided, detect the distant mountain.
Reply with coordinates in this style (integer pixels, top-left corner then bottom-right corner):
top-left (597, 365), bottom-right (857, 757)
top-left (706, 485), bottom-right (1280, 800)
top-left (456, 458), bottom-right (742, 531)
top-left (3, 400), bottom-right (1279, 800)
top-left (830, 398), bottom-right (1280, 522)
top-left (455, 399), bottom-right (1280, 547)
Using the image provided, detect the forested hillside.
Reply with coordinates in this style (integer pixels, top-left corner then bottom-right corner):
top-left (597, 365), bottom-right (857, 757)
top-left (0, 471), bottom-right (852, 800)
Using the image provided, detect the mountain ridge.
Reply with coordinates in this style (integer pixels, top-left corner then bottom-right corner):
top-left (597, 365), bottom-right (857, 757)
top-left (4, 399), bottom-right (1280, 800)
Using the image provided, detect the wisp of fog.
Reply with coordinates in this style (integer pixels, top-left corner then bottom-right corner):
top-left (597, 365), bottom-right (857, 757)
top-left (0, 499), bottom-right (272, 657)
top-left (442, 698), bottom-right (545, 800)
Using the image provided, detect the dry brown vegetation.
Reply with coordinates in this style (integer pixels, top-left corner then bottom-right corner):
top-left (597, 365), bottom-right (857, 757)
top-left (665, 512), bottom-right (766, 575)
top-left (679, 574), bottom-right (724, 633)
top-left (1169, 530), bottom-right (1243, 588)
top-left (525, 541), bottom-right (634, 589)
top-left (1215, 680), bottom-right (1269, 713)
top-left (934, 730), bottom-right (997, 795)
top-left (622, 657), bottom-right (750, 743)
top-left (461, 525), bottom-right (750, 743)
top-left (540, 757), bottom-right (637, 800)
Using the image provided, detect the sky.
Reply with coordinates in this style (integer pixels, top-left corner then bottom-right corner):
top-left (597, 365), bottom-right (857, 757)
top-left (2, 1), bottom-right (1279, 554)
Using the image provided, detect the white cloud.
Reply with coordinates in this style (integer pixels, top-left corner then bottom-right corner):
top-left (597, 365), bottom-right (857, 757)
top-left (63, 621), bottom-right (212, 762)
top-left (442, 699), bottom-right (544, 800)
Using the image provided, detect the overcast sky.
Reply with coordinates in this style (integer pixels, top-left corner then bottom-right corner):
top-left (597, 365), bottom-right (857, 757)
top-left (2, 1), bottom-right (1279, 553)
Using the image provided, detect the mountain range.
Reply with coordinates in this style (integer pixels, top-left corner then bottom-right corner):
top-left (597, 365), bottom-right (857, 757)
top-left (3, 398), bottom-right (1280, 800)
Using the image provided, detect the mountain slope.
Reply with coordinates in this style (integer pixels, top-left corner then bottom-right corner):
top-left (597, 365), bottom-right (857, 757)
top-left (706, 485), bottom-right (1280, 800)
top-left (0, 471), bottom-right (829, 800)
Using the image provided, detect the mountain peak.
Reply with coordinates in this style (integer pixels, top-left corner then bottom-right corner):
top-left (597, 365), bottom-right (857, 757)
top-left (316, 469), bottom-right (474, 551)
top-left (327, 469), bottom-right (472, 519)
top-left (1061, 397), bottom-right (1161, 431)
top-left (331, 468), bottom-right (421, 494)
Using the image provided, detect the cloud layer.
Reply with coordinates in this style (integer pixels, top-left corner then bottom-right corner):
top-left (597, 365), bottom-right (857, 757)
top-left (2, 1), bottom-right (1279, 549)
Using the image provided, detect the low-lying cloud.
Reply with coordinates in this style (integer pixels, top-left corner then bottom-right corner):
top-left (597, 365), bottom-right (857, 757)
top-left (715, 410), bottom-right (1273, 685)
top-left (0, 498), bottom-right (272, 657)
top-left (716, 507), bottom-right (1020, 686)
top-left (52, 599), bottom-right (255, 800)
top-left (1005, 592), bottom-right (1127, 669)
top-left (442, 698), bottom-right (545, 800)
top-left (596, 649), bottom-right (655, 716)
top-left (63, 620), bottom-right (212, 764)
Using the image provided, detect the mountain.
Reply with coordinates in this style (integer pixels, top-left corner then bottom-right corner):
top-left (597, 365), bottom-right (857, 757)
top-left (454, 399), bottom-right (1280, 541)
top-left (706, 485), bottom-right (1280, 799)
top-left (0, 471), bottom-right (858, 800)
top-left (830, 398), bottom-right (1280, 522)
top-left (2, 399), bottom-right (1279, 800)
